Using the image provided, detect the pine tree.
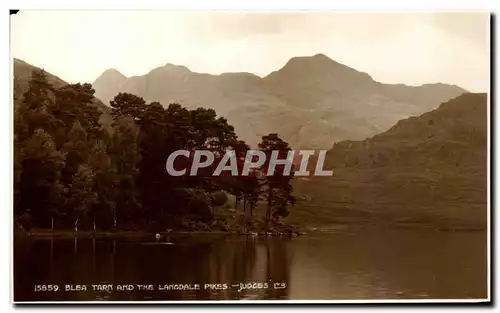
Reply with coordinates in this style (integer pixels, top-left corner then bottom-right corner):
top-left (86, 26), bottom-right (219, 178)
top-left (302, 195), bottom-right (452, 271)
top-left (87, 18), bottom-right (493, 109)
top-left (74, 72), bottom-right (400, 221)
top-left (49, 83), bottom-right (104, 148)
top-left (110, 92), bottom-right (146, 120)
top-left (15, 69), bottom-right (55, 143)
top-left (258, 134), bottom-right (295, 223)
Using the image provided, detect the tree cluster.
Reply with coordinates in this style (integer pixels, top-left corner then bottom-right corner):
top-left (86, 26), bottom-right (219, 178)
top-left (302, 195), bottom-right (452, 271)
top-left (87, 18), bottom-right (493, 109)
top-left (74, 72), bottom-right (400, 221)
top-left (14, 69), bottom-right (295, 232)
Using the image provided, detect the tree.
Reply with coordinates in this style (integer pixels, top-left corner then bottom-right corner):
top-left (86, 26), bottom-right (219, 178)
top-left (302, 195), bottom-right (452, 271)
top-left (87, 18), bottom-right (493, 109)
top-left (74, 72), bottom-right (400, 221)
top-left (13, 134), bottom-right (24, 216)
top-left (241, 172), bottom-right (262, 217)
top-left (88, 139), bottom-right (116, 231)
top-left (67, 164), bottom-right (97, 231)
top-left (60, 121), bottom-right (89, 186)
top-left (18, 129), bottom-right (66, 227)
top-left (109, 116), bottom-right (141, 228)
top-left (13, 76), bottom-right (23, 104)
top-left (166, 103), bottom-right (192, 150)
top-left (209, 117), bottom-right (237, 153)
top-left (12, 71), bottom-right (298, 232)
top-left (136, 103), bottom-right (170, 224)
top-left (110, 92), bottom-right (146, 120)
top-left (258, 134), bottom-right (295, 223)
top-left (50, 83), bottom-right (104, 147)
top-left (189, 108), bottom-right (219, 149)
top-left (15, 69), bottom-right (55, 143)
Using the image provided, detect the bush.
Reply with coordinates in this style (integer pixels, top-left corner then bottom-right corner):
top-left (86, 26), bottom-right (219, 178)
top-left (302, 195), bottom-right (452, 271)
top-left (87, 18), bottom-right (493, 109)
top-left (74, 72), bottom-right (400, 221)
top-left (211, 191), bottom-right (228, 206)
top-left (179, 188), bottom-right (214, 223)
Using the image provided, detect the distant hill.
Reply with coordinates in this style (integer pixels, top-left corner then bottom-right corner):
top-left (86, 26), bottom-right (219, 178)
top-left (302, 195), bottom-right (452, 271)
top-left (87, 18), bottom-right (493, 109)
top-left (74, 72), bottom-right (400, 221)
top-left (13, 58), bottom-right (112, 126)
top-left (13, 58), bottom-right (67, 90)
top-left (93, 63), bottom-right (302, 149)
top-left (93, 53), bottom-right (467, 149)
top-left (92, 68), bottom-right (127, 108)
top-left (293, 93), bottom-right (487, 229)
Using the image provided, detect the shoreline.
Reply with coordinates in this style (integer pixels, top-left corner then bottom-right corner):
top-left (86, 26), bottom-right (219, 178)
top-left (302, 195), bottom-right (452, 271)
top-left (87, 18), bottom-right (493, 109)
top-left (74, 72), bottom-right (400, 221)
top-left (14, 227), bottom-right (308, 240)
top-left (15, 229), bottom-right (245, 239)
top-left (15, 221), bottom-right (485, 240)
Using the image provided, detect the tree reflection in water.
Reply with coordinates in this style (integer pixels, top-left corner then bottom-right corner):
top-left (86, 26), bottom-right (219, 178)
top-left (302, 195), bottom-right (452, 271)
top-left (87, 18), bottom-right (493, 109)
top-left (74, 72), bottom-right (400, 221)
top-left (14, 230), bottom-right (486, 301)
top-left (14, 236), bottom-right (291, 301)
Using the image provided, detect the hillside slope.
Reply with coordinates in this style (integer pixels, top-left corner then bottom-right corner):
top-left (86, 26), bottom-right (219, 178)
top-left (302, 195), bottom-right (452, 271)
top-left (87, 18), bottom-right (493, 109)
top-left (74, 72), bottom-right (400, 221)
top-left (292, 93), bottom-right (488, 229)
top-left (92, 54), bottom-right (466, 149)
top-left (13, 58), bottom-right (112, 126)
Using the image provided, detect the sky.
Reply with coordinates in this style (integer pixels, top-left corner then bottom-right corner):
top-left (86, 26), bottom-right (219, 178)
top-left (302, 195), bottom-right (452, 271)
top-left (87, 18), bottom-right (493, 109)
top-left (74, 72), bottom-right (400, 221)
top-left (10, 11), bottom-right (490, 92)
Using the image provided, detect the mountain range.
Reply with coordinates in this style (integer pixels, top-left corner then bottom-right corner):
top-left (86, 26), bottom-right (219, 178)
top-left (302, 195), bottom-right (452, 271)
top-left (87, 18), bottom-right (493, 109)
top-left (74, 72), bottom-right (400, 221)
top-left (13, 58), bottom-right (487, 228)
top-left (92, 53), bottom-right (467, 149)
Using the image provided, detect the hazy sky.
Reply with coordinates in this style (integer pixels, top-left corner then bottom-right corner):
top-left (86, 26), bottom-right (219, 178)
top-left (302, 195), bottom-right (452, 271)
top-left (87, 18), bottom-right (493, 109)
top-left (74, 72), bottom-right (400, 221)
top-left (11, 11), bottom-right (490, 92)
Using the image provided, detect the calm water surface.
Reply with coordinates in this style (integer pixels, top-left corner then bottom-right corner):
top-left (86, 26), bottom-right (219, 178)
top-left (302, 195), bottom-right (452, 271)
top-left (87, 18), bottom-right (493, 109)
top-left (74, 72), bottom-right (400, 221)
top-left (14, 228), bottom-right (487, 301)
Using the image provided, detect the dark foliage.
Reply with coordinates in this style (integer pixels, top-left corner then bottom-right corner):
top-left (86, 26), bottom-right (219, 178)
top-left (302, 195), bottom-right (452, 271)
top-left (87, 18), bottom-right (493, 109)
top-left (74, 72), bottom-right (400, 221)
top-left (14, 69), bottom-right (295, 231)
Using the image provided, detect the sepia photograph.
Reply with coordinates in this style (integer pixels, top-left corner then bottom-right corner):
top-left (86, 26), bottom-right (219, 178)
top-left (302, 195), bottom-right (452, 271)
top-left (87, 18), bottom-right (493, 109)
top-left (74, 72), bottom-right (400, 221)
top-left (10, 10), bottom-right (490, 303)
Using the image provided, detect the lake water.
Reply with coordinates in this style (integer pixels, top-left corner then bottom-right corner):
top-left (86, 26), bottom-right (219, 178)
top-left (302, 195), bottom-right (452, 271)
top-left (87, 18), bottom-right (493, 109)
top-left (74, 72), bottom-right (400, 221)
top-left (13, 228), bottom-right (487, 301)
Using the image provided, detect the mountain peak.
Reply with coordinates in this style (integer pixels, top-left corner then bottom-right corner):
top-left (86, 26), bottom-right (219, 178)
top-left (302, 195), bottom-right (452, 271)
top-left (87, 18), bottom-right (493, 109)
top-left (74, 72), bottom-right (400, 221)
top-left (92, 68), bottom-right (129, 103)
top-left (164, 63), bottom-right (191, 72)
top-left (266, 53), bottom-right (374, 86)
top-left (280, 53), bottom-right (372, 78)
top-left (285, 53), bottom-right (335, 67)
top-left (93, 68), bottom-right (127, 85)
top-left (144, 63), bottom-right (192, 77)
top-left (419, 82), bottom-right (468, 93)
top-left (312, 53), bottom-right (330, 60)
top-left (102, 68), bottom-right (126, 78)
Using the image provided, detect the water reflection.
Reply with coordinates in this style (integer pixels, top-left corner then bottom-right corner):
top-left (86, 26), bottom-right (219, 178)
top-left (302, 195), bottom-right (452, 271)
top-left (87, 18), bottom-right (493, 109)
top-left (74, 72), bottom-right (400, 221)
top-left (14, 235), bottom-right (290, 301)
top-left (14, 229), bottom-right (486, 301)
